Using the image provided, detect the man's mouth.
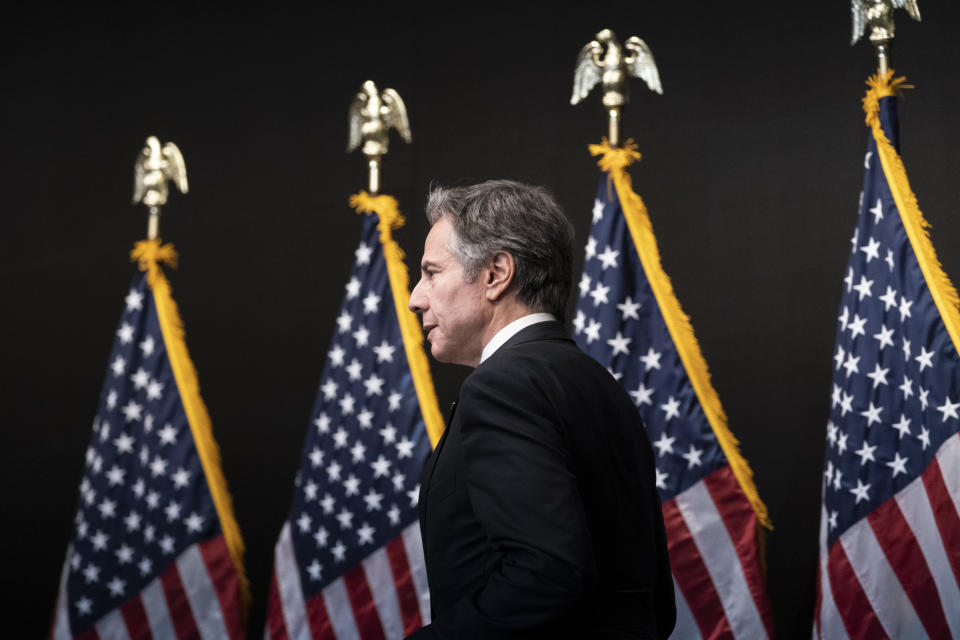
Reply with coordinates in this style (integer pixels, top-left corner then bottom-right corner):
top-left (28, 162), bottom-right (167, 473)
top-left (422, 324), bottom-right (436, 339)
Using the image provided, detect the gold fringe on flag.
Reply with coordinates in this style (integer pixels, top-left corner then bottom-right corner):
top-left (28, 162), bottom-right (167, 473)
top-left (863, 71), bottom-right (960, 356)
top-left (350, 192), bottom-right (446, 448)
top-left (588, 141), bottom-right (773, 547)
top-left (129, 239), bottom-right (251, 616)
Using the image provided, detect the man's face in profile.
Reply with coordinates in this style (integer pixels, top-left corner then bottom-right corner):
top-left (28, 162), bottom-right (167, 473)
top-left (409, 216), bottom-right (489, 367)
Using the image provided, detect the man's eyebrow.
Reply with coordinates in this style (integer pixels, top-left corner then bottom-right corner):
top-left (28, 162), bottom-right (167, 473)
top-left (420, 260), bottom-right (440, 270)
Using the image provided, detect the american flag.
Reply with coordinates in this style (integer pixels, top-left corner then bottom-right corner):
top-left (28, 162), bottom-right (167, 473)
top-left (50, 241), bottom-right (247, 639)
top-left (813, 73), bottom-right (960, 638)
top-left (573, 143), bottom-right (774, 638)
top-left (266, 196), bottom-right (438, 639)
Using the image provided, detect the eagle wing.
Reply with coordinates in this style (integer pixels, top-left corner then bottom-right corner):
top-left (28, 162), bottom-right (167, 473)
top-left (133, 153), bottom-right (145, 204)
top-left (624, 36), bottom-right (663, 95)
top-left (571, 40), bottom-right (602, 105)
top-left (162, 142), bottom-right (188, 194)
top-left (851, 0), bottom-right (868, 45)
top-left (381, 88), bottom-right (412, 143)
top-left (893, 0), bottom-right (921, 21)
top-left (347, 90), bottom-right (368, 152)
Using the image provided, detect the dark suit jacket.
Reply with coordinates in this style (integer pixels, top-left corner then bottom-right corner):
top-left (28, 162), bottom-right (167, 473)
top-left (410, 321), bottom-right (675, 640)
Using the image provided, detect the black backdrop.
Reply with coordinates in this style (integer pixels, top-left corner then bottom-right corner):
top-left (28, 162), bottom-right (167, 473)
top-left (5, 3), bottom-right (960, 637)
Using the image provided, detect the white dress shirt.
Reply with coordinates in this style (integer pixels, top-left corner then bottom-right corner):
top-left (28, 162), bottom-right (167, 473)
top-left (479, 313), bottom-right (557, 364)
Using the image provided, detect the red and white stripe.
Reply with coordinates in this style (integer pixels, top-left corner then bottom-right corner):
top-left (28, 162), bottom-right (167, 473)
top-left (663, 465), bottom-right (774, 640)
top-left (814, 431), bottom-right (960, 639)
top-left (267, 521), bottom-right (430, 640)
top-left (50, 535), bottom-right (244, 640)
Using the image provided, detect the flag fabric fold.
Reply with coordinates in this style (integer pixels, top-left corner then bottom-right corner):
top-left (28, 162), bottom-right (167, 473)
top-left (573, 141), bottom-right (774, 639)
top-left (266, 192), bottom-right (443, 640)
top-left (814, 71), bottom-right (960, 639)
top-left (51, 239), bottom-right (248, 639)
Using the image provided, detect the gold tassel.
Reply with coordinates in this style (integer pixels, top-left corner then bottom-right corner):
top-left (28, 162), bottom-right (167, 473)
top-left (350, 192), bottom-right (446, 448)
top-left (864, 76), bottom-right (960, 356)
top-left (130, 239), bottom-right (251, 618)
top-left (589, 142), bottom-right (773, 550)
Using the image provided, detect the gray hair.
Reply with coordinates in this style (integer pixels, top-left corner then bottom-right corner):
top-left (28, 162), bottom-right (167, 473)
top-left (425, 179), bottom-right (575, 321)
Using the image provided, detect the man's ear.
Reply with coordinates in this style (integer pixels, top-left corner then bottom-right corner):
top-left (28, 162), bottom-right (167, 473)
top-left (483, 251), bottom-right (515, 302)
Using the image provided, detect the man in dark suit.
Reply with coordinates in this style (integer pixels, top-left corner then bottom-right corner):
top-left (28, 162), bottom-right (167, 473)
top-left (407, 180), bottom-right (675, 639)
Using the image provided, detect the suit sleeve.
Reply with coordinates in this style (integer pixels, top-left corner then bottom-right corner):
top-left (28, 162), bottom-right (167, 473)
top-left (447, 364), bottom-right (597, 635)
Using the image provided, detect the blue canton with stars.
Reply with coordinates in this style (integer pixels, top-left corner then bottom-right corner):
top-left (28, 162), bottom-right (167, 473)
top-left (286, 212), bottom-right (431, 596)
top-left (66, 273), bottom-right (220, 632)
top-left (573, 177), bottom-right (726, 502)
top-left (822, 95), bottom-right (960, 546)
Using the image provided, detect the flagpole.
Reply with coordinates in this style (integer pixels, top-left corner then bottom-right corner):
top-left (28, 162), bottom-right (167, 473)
top-left (132, 135), bottom-right (188, 240)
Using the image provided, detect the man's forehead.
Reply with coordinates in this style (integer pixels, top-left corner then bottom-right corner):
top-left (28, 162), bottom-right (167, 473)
top-left (421, 218), bottom-right (455, 263)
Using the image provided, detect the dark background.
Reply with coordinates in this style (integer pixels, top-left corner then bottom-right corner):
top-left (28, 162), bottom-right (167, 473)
top-left (4, 2), bottom-right (960, 637)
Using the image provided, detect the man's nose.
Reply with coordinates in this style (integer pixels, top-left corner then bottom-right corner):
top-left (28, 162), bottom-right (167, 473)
top-left (409, 278), bottom-right (426, 313)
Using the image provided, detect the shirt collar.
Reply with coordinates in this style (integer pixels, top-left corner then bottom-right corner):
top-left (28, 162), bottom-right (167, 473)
top-left (480, 313), bottom-right (556, 364)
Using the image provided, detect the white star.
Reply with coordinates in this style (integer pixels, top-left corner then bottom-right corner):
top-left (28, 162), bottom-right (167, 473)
top-left (640, 347), bottom-right (662, 371)
top-left (918, 427), bottom-right (931, 450)
top-left (915, 346), bottom-right (934, 372)
top-left (847, 314), bottom-right (867, 339)
top-left (831, 384), bottom-right (841, 408)
top-left (346, 359), bottom-right (363, 381)
top-left (843, 353), bottom-right (860, 377)
top-left (388, 391), bottom-right (402, 412)
top-left (407, 484), bottom-right (420, 507)
top-left (139, 335), bottom-right (155, 357)
top-left (617, 296), bottom-right (641, 321)
top-left (125, 289), bottom-right (144, 311)
top-left (373, 340), bottom-right (395, 363)
top-left (371, 455), bottom-right (392, 477)
top-left (899, 376), bottom-right (914, 399)
top-left (860, 402), bottom-right (883, 426)
top-left (583, 319), bottom-right (602, 344)
top-left (307, 559), bottom-right (323, 581)
top-left (585, 236), bottom-right (597, 261)
top-left (114, 433), bottom-right (134, 454)
top-left (891, 414), bottom-right (911, 439)
top-left (320, 494), bottom-right (335, 514)
top-left (357, 408), bottom-right (374, 430)
top-left (902, 337), bottom-right (912, 360)
top-left (844, 269), bottom-right (854, 293)
top-left (130, 367), bottom-right (150, 389)
top-left (937, 396), bottom-right (960, 422)
top-left (828, 511), bottom-right (838, 531)
top-left (106, 390), bottom-right (118, 410)
top-left (172, 467), bottom-right (190, 489)
top-left (864, 151), bottom-right (872, 168)
top-left (358, 522), bottom-right (376, 545)
top-left (606, 332), bottom-right (632, 356)
top-left (165, 501), bottom-right (181, 522)
top-left (629, 383), bottom-right (654, 407)
top-left (380, 423), bottom-right (397, 444)
top-left (592, 199), bottom-right (604, 222)
top-left (110, 356), bottom-right (126, 377)
top-left (827, 421), bottom-right (838, 447)
top-left (314, 413), bottom-right (330, 434)
top-left (349, 441), bottom-right (366, 463)
top-left (123, 511), bottom-right (141, 532)
top-left (573, 310), bottom-right (585, 334)
top-left (138, 557), bottom-right (152, 576)
top-left (329, 345), bottom-right (345, 367)
top-left (589, 282), bottom-right (610, 306)
top-left (98, 498), bottom-right (117, 519)
top-left (320, 379), bottom-right (338, 401)
top-left (853, 441), bottom-right (877, 465)
top-left (331, 540), bottom-right (347, 562)
top-left (853, 276), bottom-right (874, 301)
top-left (661, 396), bottom-right (681, 421)
top-left (83, 563), bottom-right (100, 583)
top-left (339, 393), bottom-right (356, 415)
top-left (304, 480), bottom-right (318, 501)
top-left (336, 311), bottom-right (352, 334)
top-left (345, 276), bottom-right (361, 299)
top-left (158, 424), bottom-right (178, 445)
top-left (606, 368), bottom-right (622, 381)
top-left (355, 243), bottom-right (373, 265)
top-left (597, 245), bottom-right (620, 270)
top-left (886, 453), bottom-right (908, 478)
top-left (297, 512), bottom-right (312, 533)
top-left (849, 479), bottom-right (871, 504)
top-left (313, 526), bottom-right (329, 548)
top-left (363, 489), bottom-right (384, 511)
top-left (353, 325), bottom-right (370, 347)
top-left (919, 387), bottom-right (930, 410)
top-left (326, 460), bottom-right (342, 482)
top-left (361, 292), bottom-right (379, 313)
top-left (332, 428), bottom-right (348, 449)
top-left (106, 465), bottom-right (125, 486)
top-left (364, 374), bottom-right (385, 397)
top-left (387, 504), bottom-right (401, 525)
top-left (131, 478), bottom-right (145, 498)
top-left (579, 274), bottom-right (591, 297)
top-left (681, 444), bottom-right (703, 469)
top-left (652, 432), bottom-right (675, 457)
top-left (396, 437), bottom-right (415, 459)
top-left (885, 249), bottom-right (895, 271)
top-left (145, 492), bottom-right (160, 510)
top-left (121, 400), bottom-right (143, 423)
top-left (146, 379), bottom-right (164, 400)
top-left (655, 469), bottom-right (668, 490)
top-left (159, 535), bottom-right (175, 554)
top-left (115, 544), bottom-right (134, 565)
top-left (872, 325), bottom-right (894, 351)
top-left (834, 346), bottom-right (845, 370)
top-left (866, 363), bottom-right (889, 388)
top-left (392, 473), bottom-right (406, 492)
top-left (336, 508), bottom-right (353, 530)
top-left (91, 530), bottom-right (109, 550)
top-left (898, 296), bottom-right (913, 321)
top-left (860, 237), bottom-right (881, 263)
top-left (107, 576), bottom-right (126, 597)
top-left (879, 286), bottom-right (898, 310)
top-left (869, 198), bottom-right (884, 223)
top-left (117, 323), bottom-right (135, 344)
top-left (75, 597), bottom-right (93, 616)
top-left (837, 431), bottom-right (849, 454)
top-left (833, 469), bottom-right (843, 492)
